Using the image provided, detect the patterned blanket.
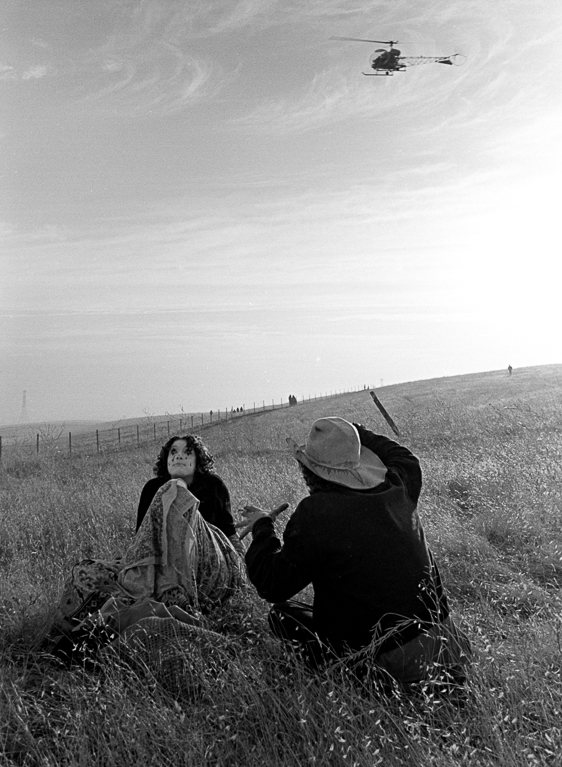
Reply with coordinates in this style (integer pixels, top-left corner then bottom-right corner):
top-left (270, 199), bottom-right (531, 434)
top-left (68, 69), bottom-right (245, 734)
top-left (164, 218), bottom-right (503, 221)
top-left (118, 479), bottom-right (243, 612)
top-left (48, 479), bottom-right (244, 665)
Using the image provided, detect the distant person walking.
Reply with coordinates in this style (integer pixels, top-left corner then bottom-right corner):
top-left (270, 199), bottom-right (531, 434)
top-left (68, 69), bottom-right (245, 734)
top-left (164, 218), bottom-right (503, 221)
top-left (237, 417), bottom-right (472, 692)
top-left (508, 365), bottom-right (513, 375)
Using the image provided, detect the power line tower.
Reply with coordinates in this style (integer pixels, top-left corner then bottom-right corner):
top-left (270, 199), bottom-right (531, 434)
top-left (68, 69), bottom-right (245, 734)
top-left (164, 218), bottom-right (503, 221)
top-left (19, 390), bottom-right (29, 423)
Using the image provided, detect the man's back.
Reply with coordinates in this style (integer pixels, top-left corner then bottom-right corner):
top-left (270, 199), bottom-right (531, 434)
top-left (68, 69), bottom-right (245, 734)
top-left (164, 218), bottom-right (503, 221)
top-left (281, 479), bottom-right (443, 651)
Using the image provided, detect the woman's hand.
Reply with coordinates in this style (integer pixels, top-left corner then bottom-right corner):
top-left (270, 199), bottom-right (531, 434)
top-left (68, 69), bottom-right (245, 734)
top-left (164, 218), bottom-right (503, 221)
top-left (235, 502), bottom-right (289, 540)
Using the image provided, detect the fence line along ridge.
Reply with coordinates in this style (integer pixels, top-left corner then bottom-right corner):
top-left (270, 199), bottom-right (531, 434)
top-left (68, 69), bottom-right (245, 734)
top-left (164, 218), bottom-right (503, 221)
top-left (0, 386), bottom-right (373, 461)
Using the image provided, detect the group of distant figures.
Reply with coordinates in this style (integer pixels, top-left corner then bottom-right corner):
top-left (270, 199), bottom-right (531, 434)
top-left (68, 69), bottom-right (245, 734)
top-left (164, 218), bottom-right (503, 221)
top-left (209, 407), bottom-right (244, 420)
top-left (213, 375), bottom-right (513, 422)
top-left (207, 399), bottom-right (304, 418)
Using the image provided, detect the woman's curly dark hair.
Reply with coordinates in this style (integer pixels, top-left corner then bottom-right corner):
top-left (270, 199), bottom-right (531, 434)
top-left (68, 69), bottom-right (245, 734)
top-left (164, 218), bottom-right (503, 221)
top-left (153, 434), bottom-right (215, 478)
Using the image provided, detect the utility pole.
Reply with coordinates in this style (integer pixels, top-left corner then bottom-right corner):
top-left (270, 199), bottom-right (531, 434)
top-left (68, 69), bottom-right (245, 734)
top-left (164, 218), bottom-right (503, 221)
top-left (19, 390), bottom-right (29, 423)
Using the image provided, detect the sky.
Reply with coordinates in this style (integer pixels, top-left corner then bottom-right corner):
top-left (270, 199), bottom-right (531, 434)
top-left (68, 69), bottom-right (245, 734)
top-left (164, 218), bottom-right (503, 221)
top-left (1, 0), bottom-right (561, 424)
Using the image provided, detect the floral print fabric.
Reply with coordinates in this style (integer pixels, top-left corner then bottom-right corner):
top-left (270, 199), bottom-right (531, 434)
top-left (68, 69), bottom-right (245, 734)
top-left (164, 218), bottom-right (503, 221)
top-left (53, 479), bottom-right (243, 636)
top-left (118, 479), bottom-right (243, 613)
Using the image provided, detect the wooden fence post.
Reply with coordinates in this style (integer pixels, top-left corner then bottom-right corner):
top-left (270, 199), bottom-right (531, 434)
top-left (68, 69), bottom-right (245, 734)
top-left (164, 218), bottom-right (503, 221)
top-left (36, 434), bottom-right (39, 453)
top-left (153, 423), bottom-right (156, 441)
top-left (191, 416), bottom-right (194, 428)
top-left (118, 428), bottom-right (121, 447)
top-left (137, 425), bottom-right (140, 446)
top-left (370, 391), bottom-right (400, 437)
top-left (96, 430), bottom-right (100, 454)
top-left (0, 436), bottom-right (2, 463)
top-left (68, 432), bottom-right (72, 456)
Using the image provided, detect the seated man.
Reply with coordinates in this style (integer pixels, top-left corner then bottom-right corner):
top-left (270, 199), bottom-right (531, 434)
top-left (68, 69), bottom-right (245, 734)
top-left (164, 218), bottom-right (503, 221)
top-left (238, 417), bottom-right (471, 690)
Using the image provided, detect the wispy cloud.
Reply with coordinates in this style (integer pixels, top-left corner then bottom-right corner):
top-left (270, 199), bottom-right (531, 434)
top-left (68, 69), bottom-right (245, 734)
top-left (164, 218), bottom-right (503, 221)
top-left (5, 3), bottom-right (230, 115)
top-left (31, 38), bottom-right (51, 50)
top-left (67, 3), bottom-right (223, 114)
top-left (229, 61), bottom-right (447, 134)
top-left (0, 64), bottom-right (15, 81)
top-left (231, 68), bottom-right (353, 133)
top-left (21, 65), bottom-right (48, 80)
top-left (1, 167), bottom-right (494, 320)
top-left (160, 0), bottom-right (384, 38)
top-left (0, 63), bottom-right (50, 81)
top-left (76, 45), bottom-right (217, 114)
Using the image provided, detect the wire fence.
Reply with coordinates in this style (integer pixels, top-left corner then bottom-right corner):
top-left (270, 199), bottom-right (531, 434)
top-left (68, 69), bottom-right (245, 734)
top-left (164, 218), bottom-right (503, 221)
top-left (0, 386), bottom-right (372, 462)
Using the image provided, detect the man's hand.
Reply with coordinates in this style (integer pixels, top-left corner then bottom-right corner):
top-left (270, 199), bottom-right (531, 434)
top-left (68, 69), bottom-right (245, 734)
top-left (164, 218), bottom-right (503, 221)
top-left (235, 502), bottom-right (289, 540)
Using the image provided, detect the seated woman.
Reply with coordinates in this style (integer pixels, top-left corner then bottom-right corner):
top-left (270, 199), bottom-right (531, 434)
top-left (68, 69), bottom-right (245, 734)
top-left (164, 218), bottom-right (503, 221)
top-left (136, 434), bottom-right (244, 555)
top-left (121, 434), bottom-right (245, 613)
top-left (49, 434), bottom-right (244, 663)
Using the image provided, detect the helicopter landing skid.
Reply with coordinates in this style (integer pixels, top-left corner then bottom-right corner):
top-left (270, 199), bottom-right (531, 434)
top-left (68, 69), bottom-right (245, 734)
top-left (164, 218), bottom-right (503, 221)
top-left (362, 71), bottom-right (394, 76)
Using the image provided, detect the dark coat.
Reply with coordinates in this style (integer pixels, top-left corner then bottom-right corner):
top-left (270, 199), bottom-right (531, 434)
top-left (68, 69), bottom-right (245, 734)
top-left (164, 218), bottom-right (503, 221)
top-left (245, 425), bottom-right (449, 654)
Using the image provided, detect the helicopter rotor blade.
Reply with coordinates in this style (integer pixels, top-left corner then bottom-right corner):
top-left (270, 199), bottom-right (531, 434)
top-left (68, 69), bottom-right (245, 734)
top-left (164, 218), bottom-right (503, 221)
top-left (329, 36), bottom-right (400, 45)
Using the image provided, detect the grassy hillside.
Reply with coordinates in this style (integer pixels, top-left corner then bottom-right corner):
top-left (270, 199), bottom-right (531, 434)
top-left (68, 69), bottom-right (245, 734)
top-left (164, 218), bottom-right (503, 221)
top-left (1, 364), bottom-right (561, 765)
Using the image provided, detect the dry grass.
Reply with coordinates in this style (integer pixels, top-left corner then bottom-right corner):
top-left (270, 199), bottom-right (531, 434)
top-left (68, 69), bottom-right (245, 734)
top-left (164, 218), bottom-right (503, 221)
top-left (1, 364), bottom-right (561, 766)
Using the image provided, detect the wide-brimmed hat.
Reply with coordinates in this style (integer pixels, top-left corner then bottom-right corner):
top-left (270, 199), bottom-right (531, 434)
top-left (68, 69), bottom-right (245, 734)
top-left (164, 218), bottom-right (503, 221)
top-left (287, 417), bottom-right (387, 490)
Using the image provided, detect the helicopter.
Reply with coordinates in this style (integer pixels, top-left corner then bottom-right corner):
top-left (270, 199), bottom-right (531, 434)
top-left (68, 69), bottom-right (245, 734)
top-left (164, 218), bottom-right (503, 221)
top-left (330, 36), bottom-right (465, 76)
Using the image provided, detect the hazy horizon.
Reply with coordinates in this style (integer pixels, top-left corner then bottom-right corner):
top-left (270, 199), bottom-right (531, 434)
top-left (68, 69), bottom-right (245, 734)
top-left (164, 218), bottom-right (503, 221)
top-left (2, 363), bottom-right (559, 430)
top-left (2, 1), bottom-right (560, 424)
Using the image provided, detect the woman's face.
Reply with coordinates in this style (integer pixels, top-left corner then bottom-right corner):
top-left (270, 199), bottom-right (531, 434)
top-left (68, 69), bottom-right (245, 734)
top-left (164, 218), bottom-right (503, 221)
top-left (166, 439), bottom-right (197, 483)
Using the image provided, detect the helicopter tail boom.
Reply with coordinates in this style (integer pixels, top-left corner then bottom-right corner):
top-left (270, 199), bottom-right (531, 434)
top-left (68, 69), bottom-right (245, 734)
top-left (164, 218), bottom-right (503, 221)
top-left (396, 53), bottom-right (466, 67)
